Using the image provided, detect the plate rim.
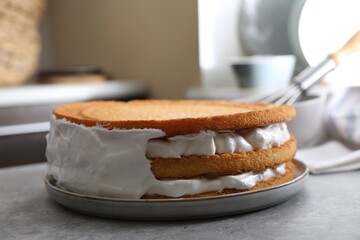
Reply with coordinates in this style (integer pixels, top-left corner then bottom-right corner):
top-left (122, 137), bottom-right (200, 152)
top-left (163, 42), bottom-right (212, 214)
top-left (44, 159), bottom-right (309, 203)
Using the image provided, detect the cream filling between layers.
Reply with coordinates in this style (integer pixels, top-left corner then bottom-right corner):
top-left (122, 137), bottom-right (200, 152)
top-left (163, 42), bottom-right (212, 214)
top-left (147, 123), bottom-right (290, 158)
top-left (46, 116), bottom-right (289, 199)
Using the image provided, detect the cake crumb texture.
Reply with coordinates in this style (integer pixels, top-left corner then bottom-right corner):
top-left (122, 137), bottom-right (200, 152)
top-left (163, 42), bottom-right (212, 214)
top-left (150, 136), bottom-right (296, 179)
top-left (142, 160), bottom-right (296, 199)
top-left (53, 100), bottom-right (296, 136)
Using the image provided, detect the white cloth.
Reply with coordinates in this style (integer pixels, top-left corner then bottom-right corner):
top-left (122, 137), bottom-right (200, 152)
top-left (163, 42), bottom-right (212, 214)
top-left (326, 87), bottom-right (360, 146)
top-left (296, 140), bottom-right (360, 174)
top-left (294, 87), bottom-right (360, 174)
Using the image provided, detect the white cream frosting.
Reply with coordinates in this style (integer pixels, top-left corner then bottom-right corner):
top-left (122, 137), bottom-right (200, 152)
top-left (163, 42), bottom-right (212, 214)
top-left (147, 123), bottom-right (290, 158)
top-left (46, 116), bottom-right (288, 199)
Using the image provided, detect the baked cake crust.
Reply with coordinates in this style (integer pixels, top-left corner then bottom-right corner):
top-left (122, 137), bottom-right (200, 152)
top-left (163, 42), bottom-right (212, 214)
top-left (142, 160), bottom-right (297, 199)
top-left (150, 136), bottom-right (296, 179)
top-left (53, 100), bottom-right (296, 136)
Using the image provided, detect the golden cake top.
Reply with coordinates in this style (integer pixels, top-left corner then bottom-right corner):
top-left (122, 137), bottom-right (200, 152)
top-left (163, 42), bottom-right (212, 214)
top-left (53, 100), bottom-right (296, 136)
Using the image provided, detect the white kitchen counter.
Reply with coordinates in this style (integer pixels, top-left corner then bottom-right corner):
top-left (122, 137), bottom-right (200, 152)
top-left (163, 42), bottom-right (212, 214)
top-left (0, 80), bottom-right (147, 108)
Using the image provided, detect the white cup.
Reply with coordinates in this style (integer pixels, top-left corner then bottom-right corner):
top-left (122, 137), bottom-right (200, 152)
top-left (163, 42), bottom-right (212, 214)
top-left (287, 94), bottom-right (327, 148)
top-left (230, 55), bottom-right (296, 90)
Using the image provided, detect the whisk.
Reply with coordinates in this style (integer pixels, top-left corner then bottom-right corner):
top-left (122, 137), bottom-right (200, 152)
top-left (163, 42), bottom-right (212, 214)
top-left (253, 30), bottom-right (360, 105)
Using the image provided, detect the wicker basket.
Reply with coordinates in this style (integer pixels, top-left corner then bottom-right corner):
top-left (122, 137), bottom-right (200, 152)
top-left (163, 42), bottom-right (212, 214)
top-left (0, 0), bottom-right (44, 86)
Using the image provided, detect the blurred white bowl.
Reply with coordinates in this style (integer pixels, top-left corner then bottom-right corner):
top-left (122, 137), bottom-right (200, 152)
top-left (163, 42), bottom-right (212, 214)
top-left (287, 94), bottom-right (327, 148)
top-left (230, 55), bottom-right (295, 90)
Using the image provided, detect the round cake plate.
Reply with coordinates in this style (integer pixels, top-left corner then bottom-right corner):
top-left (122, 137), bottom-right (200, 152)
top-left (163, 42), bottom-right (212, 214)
top-left (44, 160), bottom-right (309, 221)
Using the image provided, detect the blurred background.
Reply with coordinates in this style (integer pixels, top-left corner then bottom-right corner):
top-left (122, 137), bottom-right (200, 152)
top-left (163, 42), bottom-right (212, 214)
top-left (40, 0), bottom-right (200, 99)
top-left (1, 0), bottom-right (359, 167)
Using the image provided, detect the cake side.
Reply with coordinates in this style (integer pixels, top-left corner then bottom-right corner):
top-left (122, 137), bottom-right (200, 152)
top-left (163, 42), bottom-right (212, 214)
top-left (46, 100), bottom-right (297, 199)
top-left (150, 136), bottom-right (296, 179)
top-left (142, 161), bottom-right (296, 199)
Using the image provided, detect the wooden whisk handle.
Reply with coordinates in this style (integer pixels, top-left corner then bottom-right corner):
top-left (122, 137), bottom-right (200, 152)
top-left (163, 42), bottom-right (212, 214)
top-left (330, 30), bottom-right (360, 65)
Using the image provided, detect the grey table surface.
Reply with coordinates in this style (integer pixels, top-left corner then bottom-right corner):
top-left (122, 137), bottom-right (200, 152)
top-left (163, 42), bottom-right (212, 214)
top-left (0, 163), bottom-right (359, 240)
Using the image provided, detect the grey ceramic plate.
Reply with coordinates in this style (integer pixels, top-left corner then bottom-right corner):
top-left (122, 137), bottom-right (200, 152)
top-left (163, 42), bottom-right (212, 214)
top-left (45, 160), bottom-right (309, 220)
